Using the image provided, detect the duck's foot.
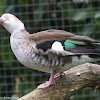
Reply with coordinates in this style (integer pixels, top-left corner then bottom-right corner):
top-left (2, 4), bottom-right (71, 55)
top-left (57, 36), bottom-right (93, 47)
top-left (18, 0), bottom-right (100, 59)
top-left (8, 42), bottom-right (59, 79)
top-left (37, 72), bottom-right (55, 89)
top-left (54, 72), bottom-right (66, 79)
top-left (37, 81), bottom-right (55, 89)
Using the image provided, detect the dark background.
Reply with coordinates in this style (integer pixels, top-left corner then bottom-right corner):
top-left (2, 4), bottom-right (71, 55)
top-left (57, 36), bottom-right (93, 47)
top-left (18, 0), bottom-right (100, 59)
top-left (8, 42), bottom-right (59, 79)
top-left (0, 0), bottom-right (100, 100)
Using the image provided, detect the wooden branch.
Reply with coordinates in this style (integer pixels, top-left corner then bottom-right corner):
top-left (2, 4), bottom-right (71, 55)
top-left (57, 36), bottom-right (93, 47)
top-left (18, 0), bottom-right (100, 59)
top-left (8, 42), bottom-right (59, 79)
top-left (18, 63), bottom-right (100, 100)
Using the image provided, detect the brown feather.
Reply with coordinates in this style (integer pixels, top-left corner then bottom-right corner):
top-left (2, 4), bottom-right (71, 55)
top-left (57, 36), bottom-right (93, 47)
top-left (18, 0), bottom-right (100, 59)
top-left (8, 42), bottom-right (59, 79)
top-left (26, 29), bottom-right (94, 44)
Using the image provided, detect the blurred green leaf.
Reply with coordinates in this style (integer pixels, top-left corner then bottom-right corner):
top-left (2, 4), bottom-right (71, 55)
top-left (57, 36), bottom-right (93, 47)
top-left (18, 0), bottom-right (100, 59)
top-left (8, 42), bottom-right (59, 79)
top-left (34, 7), bottom-right (44, 25)
top-left (11, 95), bottom-right (19, 100)
top-left (20, 0), bottom-right (26, 4)
top-left (94, 12), bottom-right (100, 19)
top-left (60, 1), bottom-right (73, 18)
top-left (20, 83), bottom-right (36, 95)
top-left (72, 10), bottom-right (99, 22)
top-left (0, 38), bottom-right (15, 67)
top-left (94, 19), bottom-right (100, 30)
top-left (77, 24), bottom-right (94, 36)
top-left (72, 10), bottom-right (88, 21)
top-left (70, 88), bottom-right (100, 100)
top-left (0, 1), bottom-right (6, 15)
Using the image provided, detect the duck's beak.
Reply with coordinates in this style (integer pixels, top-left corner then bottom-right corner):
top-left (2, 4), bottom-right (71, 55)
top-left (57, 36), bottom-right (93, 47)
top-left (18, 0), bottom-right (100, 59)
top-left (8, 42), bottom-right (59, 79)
top-left (0, 18), bottom-right (5, 24)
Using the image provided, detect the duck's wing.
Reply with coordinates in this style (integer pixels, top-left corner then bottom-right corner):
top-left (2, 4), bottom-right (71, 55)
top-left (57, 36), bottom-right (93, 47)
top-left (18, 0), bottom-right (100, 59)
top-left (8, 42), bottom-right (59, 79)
top-left (29, 29), bottom-right (94, 44)
top-left (29, 29), bottom-right (100, 58)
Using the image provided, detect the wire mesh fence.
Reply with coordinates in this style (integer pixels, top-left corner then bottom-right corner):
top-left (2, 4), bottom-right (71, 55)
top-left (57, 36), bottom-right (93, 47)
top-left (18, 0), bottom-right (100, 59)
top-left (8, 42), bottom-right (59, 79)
top-left (0, 0), bottom-right (100, 100)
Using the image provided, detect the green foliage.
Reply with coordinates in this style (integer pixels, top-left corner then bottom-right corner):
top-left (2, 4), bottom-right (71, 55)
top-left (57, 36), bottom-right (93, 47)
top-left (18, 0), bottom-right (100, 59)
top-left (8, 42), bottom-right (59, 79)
top-left (0, 0), bottom-right (100, 99)
top-left (94, 12), bottom-right (100, 19)
top-left (0, 38), bottom-right (15, 67)
top-left (70, 88), bottom-right (100, 100)
top-left (78, 23), bottom-right (94, 36)
top-left (72, 10), bottom-right (88, 22)
top-left (0, 1), bottom-right (6, 15)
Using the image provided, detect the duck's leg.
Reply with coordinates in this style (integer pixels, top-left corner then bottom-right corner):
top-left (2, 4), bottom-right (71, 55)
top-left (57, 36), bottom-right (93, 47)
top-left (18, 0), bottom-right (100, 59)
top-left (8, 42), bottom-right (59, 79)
top-left (37, 71), bottom-right (55, 89)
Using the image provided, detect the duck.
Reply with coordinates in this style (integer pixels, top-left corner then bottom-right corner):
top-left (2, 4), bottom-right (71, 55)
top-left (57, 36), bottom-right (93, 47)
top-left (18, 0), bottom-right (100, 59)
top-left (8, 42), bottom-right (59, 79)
top-left (0, 13), bottom-right (100, 89)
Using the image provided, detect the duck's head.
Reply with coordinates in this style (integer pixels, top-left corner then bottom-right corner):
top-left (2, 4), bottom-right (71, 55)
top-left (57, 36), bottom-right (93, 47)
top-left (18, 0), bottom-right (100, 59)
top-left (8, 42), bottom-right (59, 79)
top-left (0, 13), bottom-right (25, 33)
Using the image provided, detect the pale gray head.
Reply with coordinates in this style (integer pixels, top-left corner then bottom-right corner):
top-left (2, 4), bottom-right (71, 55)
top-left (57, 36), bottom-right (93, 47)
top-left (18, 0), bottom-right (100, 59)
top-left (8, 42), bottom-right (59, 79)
top-left (0, 13), bottom-right (25, 33)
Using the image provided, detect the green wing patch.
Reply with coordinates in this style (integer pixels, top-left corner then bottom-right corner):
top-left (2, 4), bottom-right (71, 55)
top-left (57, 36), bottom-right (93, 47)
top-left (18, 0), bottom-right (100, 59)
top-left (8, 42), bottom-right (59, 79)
top-left (64, 40), bottom-right (85, 50)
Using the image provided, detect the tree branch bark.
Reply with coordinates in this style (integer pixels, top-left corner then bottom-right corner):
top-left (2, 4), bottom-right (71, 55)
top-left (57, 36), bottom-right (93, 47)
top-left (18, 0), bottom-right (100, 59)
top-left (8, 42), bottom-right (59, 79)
top-left (18, 63), bottom-right (100, 100)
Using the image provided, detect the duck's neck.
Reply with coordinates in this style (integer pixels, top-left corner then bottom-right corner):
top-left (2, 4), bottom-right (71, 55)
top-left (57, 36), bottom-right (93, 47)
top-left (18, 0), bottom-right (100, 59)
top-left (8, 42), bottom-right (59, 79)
top-left (11, 29), bottom-right (29, 38)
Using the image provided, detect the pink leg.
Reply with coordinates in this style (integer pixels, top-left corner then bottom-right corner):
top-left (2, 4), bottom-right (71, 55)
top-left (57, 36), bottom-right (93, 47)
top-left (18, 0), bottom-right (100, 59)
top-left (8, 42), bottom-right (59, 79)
top-left (54, 72), bottom-right (66, 79)
top-left (37, 72), bottom-right (56, 89)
